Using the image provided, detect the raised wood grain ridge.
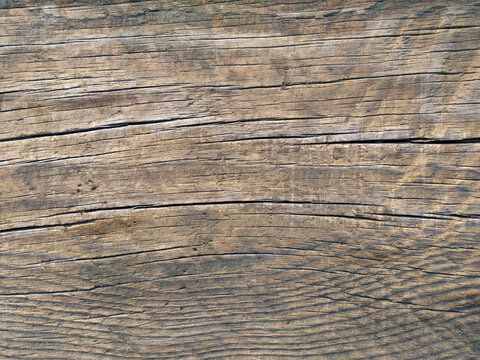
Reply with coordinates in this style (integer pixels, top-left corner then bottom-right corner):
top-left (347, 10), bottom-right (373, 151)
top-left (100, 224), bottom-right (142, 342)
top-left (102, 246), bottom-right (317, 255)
top-left (1, 1), bottom-right (479, 359)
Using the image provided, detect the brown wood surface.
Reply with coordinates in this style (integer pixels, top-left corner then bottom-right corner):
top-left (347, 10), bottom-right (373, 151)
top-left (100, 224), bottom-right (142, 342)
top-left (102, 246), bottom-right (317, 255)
top-left (1, 1), bottom-right (480, 359)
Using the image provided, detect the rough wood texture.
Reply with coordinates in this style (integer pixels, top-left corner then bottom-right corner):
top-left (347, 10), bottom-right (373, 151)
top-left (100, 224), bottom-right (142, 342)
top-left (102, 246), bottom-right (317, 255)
top-left (1, 1), bottom-right (479, 359)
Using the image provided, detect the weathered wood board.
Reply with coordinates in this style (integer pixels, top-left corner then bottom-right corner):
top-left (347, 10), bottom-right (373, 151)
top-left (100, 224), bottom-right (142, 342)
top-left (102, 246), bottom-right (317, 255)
top-left (1, 0), bottom-right (479, 358)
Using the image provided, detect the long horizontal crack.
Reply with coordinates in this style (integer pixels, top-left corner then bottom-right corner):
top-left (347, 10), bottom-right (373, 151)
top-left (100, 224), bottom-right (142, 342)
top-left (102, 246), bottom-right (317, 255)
top-left (0, 116), bottom-right (194, 143)
top-left (47, 199), bottom-right (382, 216)
top-left (29, 244), bottom-right (201, 265)
top-left (2, 199), bottom-right (467, 235)
top-left (232, 71), bottom-right (473, 90)
top-left (0, 200), bottom-right (381, 234)
top-left (0, 282), bottom-right (129, 297)
top-left (200, 136), bottom-right (480, 145)
top-left (0, 219), bottom-right (100, 234)
top-left (365, 212), bottom-right (453, 221)
top-left (311, 137), bottom-right (480, 145)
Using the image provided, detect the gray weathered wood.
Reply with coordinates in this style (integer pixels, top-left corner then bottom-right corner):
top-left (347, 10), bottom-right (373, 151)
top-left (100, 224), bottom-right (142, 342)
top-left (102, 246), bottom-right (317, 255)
top-left (1, 1), bottom-right (479, 359)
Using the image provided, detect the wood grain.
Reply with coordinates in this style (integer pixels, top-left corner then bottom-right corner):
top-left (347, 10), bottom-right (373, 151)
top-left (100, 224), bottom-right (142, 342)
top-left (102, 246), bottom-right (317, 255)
top-left (1, 1), bottom-right (479, 359)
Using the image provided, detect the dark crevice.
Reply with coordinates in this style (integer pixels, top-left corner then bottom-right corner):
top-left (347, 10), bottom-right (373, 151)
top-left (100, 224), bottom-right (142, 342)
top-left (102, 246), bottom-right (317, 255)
top-left (231, 71), bottom-right (473, 91)
top-left (1, 199), bottom-right (381, 233)
top-left (366, 212), bottom-right (453, 221)
top-left (5, 201), bottom-right (459, 234)
top-left (306, 137), bottom-right (480, 145)
top-left (284, 212), bottom-right (380, 222)
top-left (0, 282), bottom-right (128, 297)
top-left (201, 136), bottom-right (480, 145)
top-left (171, 115), bottom-right (330, 129)
top-left (31, 244), bottom-right (201, 265)
top-left (52, 199), bottom-right (382, 216)
top-left (0, 116), bottom-right (193, 143)
top-left (199, 132), bottom-right (358, 144)
top-left (47, 83), bottom-right (185, 99)
top-left (0, 219), bottom-right (99, 235)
